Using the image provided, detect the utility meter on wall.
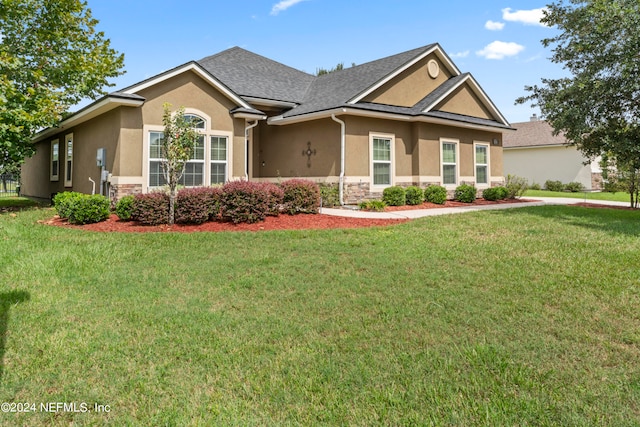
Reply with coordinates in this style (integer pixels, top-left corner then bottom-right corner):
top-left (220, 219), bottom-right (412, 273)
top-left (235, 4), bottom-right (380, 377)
top-left (96, 148), bottom-right (106, 167)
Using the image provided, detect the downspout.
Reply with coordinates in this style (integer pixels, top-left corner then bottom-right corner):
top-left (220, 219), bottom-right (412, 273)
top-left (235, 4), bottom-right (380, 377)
top-left (331, 113), bottom-right (346, 206)
top-left (244, 120), bottom-right (259, 181)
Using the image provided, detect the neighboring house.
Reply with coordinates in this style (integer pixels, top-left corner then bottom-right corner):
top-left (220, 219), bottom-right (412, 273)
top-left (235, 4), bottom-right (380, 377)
top-left (503, 116), bottom-right (602, 190)
top-left (22, 43), bottom-right (512, 204)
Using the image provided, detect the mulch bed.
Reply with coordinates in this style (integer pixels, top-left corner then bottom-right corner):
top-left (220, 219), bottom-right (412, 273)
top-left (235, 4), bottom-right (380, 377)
top-left (42, 213), bottom-right (409, 233)
top-left (40, 199), bottom-right (635, 233)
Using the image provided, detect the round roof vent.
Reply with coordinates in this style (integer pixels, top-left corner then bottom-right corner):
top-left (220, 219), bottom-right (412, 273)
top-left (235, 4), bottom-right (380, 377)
top-left (427, 59), bottom-right (440, 79)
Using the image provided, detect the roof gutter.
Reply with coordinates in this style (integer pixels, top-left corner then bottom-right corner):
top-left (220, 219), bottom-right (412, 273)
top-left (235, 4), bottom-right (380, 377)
top-left (331, 111), bottom-right (347, 206)
top-left (244, 120), bottom-right (260, 180)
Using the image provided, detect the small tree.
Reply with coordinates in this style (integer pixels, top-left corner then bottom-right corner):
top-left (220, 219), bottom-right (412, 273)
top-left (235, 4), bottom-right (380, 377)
top-left (160, 103), bottom-right (198, 225)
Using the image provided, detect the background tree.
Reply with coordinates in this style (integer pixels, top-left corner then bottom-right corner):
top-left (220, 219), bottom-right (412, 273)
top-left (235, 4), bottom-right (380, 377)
top-left (315, 62), bottom-right (356, 76)
top-left (161, 104), bottom-right (198, 225)
top-left (517, 0), bottom-right (640, 207)
top-left (0, 0), bottom-right (125, 165)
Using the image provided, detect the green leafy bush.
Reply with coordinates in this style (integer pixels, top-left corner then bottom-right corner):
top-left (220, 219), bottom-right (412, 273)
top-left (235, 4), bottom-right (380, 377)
top-left (175, 187), bottom-right (219, 224)
top-left (544, 180), bottom-right (564, 192)
top-left (405, 186), bottom-right (424, 205)
top-left (115, 195), bottom-right (135, 221)
top-left (382, 186), bottom-right (406, 206)
top-left (358, 200), bottom-right (386, 211)
top-left (319, 183), bottom-right (340, 207)
top-left (53, 191), bottom-right (85, 219)
top-left (529, 182), bottom-right (542, 190)
top-left (505, 175), bottom-right (529, 199)
top-left (564, 181), bottom-right (585, 192)
top-left (67, 194), bottom-right (111, 225)
top-left (257, 182), bottom-right (284, 216)
top-left (132, 192), bottom-right (170, 225)
top-left (280, 179), bottom-right (320, 215)
top-left (454, 184), bottom-right (477, 203)
top-left (424, 185), bottom-right (447, 204)
top-left (482, 186), bottom-right (508, 201)
top-left (221, 181), bottom-right (269, 224)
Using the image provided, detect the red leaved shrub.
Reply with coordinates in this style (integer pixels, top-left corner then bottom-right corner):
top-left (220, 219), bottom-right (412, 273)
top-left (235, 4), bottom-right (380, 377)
top-left (280, 179), bottom-right (320, 215)
top-left (221, 181), bottom-right (269, 224)
top-left (256, 182), bottom-right (284, 216)
top-left (132, 192), bottom-right (170, 225)
top-left (175, 187), bottom-right (222, 224)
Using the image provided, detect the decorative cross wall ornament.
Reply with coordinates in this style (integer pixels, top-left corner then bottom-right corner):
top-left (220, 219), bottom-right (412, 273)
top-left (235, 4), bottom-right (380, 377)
top-left (302, 141), bottom-right (316, 168)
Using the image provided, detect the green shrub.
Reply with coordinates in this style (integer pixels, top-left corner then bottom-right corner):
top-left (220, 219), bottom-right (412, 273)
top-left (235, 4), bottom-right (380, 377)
top-left (132, 192), bottom-right (170, 225)
top-left (424, 185), bottom-right (447, 204)
top-left (505, 174), bottom-right (529, 199)
top-left (529, 182), bottom-right (541, 191)
top-left (319, 183), bottom-right (340, 207)
top-left (482, 186), bottom-right (508, 201)
top-left (358, 200), bottom-right (386, 211)
top-left (564, 181), bottom-right (585, 192)
top-left (495, 186), bottom-right (509, 199)
top-left (454, 184), bottom-right (477, 203)
top-left (53, 191), bottom-right (85, 219)
top-left (115, 195), bottom-right (135, 221)
top-left (544, 180), bottom-right (564, 192)
top-left (281, 179), bottom-right (320, 215)
top-left (405, 186), bottom-right (424, 205)
top-left (67, 194), bottom-right (111, 225)
top-left (382, 186), bottom-right (406, 206)
top-left (221, 181), bottom-right (269, 224)
top-left (257, 182), bottom-right (284, 216)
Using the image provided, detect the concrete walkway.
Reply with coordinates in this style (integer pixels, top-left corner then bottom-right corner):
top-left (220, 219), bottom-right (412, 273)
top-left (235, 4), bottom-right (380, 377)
top-left (320, 197), bottom-right (632, 219)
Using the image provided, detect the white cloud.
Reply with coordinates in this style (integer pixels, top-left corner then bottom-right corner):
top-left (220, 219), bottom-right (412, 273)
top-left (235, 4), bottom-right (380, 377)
top-left (502, 7), bottom-right (547, 26)
top-left (476, 41), bottom-right (525, 60)
top-left (485, 20), bottom-right (505, 31)
top-left (450, 50), bottom-right (470, 58)
top-left (270, 0), bottom-right (306, 15)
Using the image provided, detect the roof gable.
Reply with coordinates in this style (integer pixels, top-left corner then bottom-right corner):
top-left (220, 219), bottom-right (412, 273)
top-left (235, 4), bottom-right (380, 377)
top-left (348, 44), bottom-right (458, 104)
top-left (360, 51), bottom-right (454, 107)
top-left (121, 62), bottom-right (254, 110)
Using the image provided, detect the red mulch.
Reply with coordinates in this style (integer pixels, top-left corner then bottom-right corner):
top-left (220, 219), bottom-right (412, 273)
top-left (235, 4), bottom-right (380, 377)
top-left (41, 199), bottom-right (633, 234)
top-left (42, 213), bottom-right (408, 233)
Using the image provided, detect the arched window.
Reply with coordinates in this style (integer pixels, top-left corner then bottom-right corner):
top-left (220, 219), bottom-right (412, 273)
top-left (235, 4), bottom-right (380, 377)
top-left (148, 111), bottom-right (228, 188)
top-left (183, 114), bottom-right (205, 129)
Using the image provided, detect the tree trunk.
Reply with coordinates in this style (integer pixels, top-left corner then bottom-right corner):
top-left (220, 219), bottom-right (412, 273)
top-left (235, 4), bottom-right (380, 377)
top-left (169, 185), bottom-right (176, 225)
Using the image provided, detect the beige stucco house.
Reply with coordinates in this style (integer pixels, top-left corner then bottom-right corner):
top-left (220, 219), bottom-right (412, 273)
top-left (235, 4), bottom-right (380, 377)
top-left (22, 43), bottom-right (512, 204)
top-left (503, 117), bottom-right (602, 190)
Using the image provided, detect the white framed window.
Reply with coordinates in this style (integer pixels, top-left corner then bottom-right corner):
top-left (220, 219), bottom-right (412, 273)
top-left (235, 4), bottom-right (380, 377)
top-left (64, 133), bottom-right (73, 187)
top-left (474, 142), bottom-right (490, 185)
top-left (50, 139), bottom-right (59, 181)
top-left (146, 111), bottom-right (230, 189)
top-left (370, 133), bottom-right (394, 188)
top-left (441, 139), bottom-right (459, 186)
top-left (210, 136), bottom-right (228, 185)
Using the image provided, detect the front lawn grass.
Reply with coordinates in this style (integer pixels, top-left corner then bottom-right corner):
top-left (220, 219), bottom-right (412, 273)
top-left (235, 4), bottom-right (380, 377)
top-left (1, 206), bottom-right (639, 425)
top-left (525, 188), bottom-right (631, 203)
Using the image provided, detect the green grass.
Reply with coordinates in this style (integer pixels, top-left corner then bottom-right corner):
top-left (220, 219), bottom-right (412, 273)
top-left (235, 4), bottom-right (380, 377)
top-left (0, 197), bottom-right (39, 210)
top-left (525, 189), bottom-right (631, 203)
top-left (1, 206), bottom-right (640, 425)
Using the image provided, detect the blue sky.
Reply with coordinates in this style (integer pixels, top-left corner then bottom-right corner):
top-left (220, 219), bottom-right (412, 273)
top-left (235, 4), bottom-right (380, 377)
top-left (87, 0), bottom-right (564, 123)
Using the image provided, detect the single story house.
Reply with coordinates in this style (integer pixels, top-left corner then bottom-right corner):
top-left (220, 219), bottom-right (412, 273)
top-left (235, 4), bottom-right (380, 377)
top-left (22, 43), bottom-right (512, 204)
top-left (503, 116), bottom-right (602, 190)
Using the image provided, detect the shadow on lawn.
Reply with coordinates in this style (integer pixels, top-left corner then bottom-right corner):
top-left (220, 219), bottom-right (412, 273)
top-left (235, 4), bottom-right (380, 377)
top-left (0, 290), bottom-right (30, 381)
top-left (504, 205), bottom-right (640, 237)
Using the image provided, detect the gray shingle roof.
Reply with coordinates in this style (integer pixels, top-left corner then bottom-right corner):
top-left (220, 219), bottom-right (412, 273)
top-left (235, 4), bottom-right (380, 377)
top-left (503, 120), bottom-right (567, 148)
top-left (197, 47), bottom-right (315, 104)
top-left (282, 44), bottom-right (437, 117)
